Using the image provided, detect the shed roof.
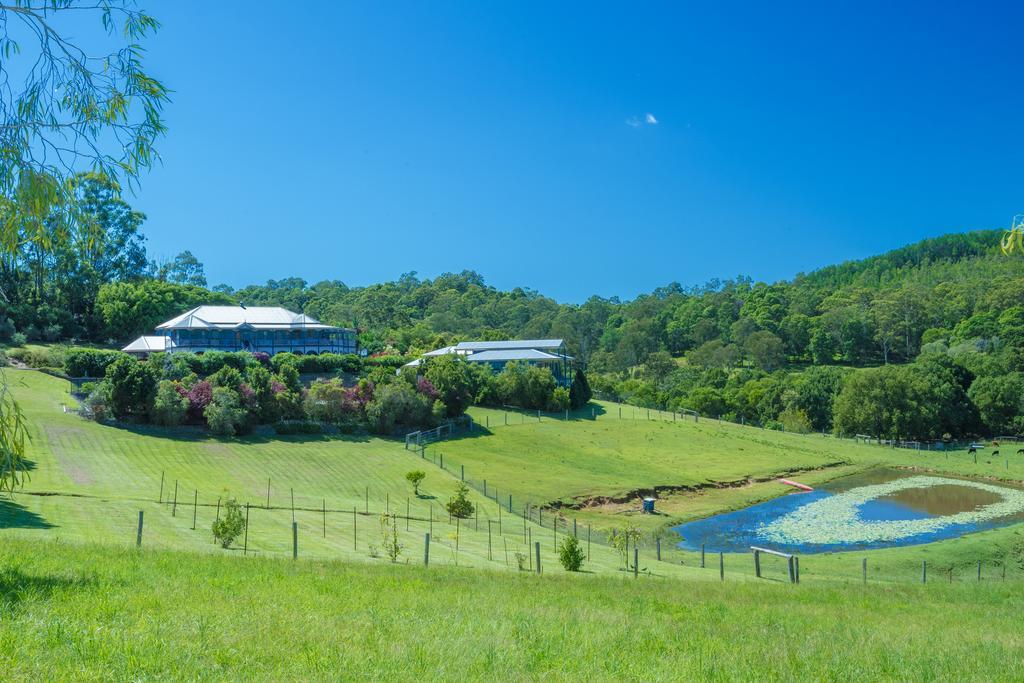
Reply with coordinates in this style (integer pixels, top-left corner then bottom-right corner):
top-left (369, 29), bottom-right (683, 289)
top-left (464, 349), bottom-right (562, 363)
top-left (454, 339), bottom-right (564, 352)
top-left (122, 335), bottom-right (169, 353)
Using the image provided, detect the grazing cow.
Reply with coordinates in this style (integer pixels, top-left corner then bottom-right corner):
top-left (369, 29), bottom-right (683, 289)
top-left (1017, 448), bottom-right (1024, 455)
top-left (992, 450), bottom-right (1000, 458)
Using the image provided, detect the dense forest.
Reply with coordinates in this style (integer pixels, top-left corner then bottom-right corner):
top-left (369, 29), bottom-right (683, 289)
top-left (4, 177), bottom-right (1023, 440)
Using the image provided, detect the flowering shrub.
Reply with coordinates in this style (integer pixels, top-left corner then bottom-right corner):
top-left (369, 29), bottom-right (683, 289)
top-left (416, 376), bottom-right (439, 400)
top-left (186, 380), bottom-right (213, 422)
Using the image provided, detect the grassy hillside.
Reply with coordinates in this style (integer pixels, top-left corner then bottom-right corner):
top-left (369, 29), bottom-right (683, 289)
top-left (2, 538), bottom-right (1024, 680)
top-left (7, 367), bottom-right (1024, 587)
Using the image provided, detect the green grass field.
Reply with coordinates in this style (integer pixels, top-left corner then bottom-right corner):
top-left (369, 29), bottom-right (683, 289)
top-left (6, 367), bottom-right (1024, 585)
top-left (2, 538), bottom-right (1024, 680)
top-left (5, 367), bottom-right (1024, 678)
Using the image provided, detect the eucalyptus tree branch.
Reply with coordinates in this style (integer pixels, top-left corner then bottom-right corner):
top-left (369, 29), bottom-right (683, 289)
top-left (0, 0), bottom-right (168, 254)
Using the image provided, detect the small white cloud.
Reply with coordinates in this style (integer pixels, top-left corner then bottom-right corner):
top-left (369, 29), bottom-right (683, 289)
top-left (626, 116), bottom-right (642, 128)
top-left (645, 113), bottom-right (658, 125)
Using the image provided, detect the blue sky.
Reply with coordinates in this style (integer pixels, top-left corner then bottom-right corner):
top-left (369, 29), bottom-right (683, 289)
top-left (125, 1), bottom-right (1023, 301)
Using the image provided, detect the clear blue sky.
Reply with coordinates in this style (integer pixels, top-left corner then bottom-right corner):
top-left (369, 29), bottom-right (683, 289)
top-left (128, 1), bottom-right (1023, 301)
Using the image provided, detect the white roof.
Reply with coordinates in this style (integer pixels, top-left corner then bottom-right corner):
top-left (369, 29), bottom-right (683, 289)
top-left (156, 306), bottom-right (344, 331)
top-left (122, 335), bottom-right (169, 353)
top-left (465, 349), bottom-right (562, 362)
top-left (454, 339), bottom-right (564, 352)
top-left (424, 345), bottom-right (460, 357)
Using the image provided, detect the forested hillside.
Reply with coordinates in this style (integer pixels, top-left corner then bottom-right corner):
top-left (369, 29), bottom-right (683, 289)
top-left (2, 175), bottom-right (1022, 440)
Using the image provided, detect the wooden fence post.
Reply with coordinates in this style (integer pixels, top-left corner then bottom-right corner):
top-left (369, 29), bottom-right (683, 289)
top-left (795, 556), bottom-right (800, 584)
top-left (862, 557), bottom-right (867, 584)
top-left (136, 510), bottom-right (144, 546)
top-left (424, 533), bottom-right (430, 566)
top-left (754, 549), bottom-right (761, 578)
top-left (535, 541), bottom-right (541, 574)
top-left (719, 552), bottom-right (724, 581)
top-left (701, 543), bottom-right (705, 568)
top-left (292, 521), bottom-right (298, 560)
top-left (634, 548), bottom-right (639, 578)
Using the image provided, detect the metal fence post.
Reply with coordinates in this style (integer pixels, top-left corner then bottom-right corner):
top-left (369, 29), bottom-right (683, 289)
top-left (292, 521), bottom-right (298, 560)
top-left (424, 533), bottom-right (430, 566)
top-left (719, 552), bottom-right (724, 581)
top-left (136, 510), bottom-right (144, 546)
top-left (535, 541), bottom-right (541, 574)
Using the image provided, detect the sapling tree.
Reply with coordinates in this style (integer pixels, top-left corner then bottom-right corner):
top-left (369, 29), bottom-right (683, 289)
top-left (445, 481), bottom-right (475, 519)
top-left (405, 470), bottom-right (426, 497)
top-left (211, 498), bottom-right (246, 549)
top-left (379, 513), bottom-right (403, 563)
top-left (558, 535), bottom-right (585, 572)
top-left (608, 525), bottom-right (643, 570)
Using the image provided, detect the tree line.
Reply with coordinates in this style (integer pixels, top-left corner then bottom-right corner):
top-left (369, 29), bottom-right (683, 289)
top-left (2, 176), bottom-right (1021, 441)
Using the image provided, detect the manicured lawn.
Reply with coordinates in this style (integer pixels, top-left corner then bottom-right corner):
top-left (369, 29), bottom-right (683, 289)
top-left (1, 538), bottom-right (1023, 680)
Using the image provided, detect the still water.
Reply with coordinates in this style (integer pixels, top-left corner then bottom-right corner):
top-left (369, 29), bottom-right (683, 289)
top-left (673, 468), bottom-right (1024, 554)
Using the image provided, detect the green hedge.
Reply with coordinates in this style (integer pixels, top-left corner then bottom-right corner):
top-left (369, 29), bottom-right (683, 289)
top-left (64, 348), bottom-right (126, 378)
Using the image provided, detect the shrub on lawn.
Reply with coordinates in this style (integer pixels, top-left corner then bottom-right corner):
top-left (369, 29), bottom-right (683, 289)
top-left (212, 498), bottom-right (246, 548)
top-left (558, 535), bottom-right (585, 572)
top-left (64, 348), bottom-right (124, 378)
top-left (80, 385), bottom-right (112, 422)
top-left (204, 387), bottom-right (248, 436)
top-left (105, 355), bottom-right (159, 419)
top-left (152, 380), bottom-right (188, 427)
top-left (445, 481), bottom-right (475, 519)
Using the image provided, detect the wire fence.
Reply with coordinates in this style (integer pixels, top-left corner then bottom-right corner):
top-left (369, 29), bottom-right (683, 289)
top-left (122, 481), bottom-right (1024, 588)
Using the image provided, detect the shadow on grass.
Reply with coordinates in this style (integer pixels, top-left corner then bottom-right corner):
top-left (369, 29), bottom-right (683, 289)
top-left (0, 498), bottom-right (54, 530)
top-left (0, 566), bottom-right (97, 606)
top-left (106, 421), bottom-right (374, 445)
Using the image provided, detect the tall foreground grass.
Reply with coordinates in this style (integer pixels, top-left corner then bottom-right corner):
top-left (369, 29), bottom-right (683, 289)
top-left (1, 539), bottom-right (1023, 680)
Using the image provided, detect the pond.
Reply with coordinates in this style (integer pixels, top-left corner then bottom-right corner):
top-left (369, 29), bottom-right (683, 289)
top-left (673, 468), bottom-right (1024, 554)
